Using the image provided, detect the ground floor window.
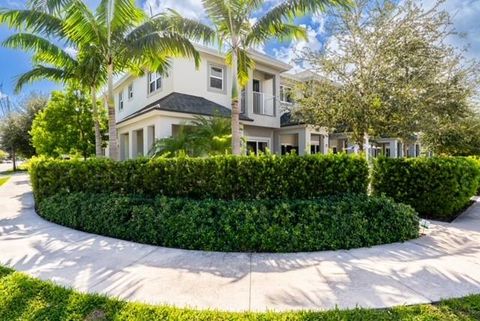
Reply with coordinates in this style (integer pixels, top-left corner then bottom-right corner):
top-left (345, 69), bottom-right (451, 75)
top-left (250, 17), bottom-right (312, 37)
top-left (246, 139), bottom-right (269, 155)
top-left (281, 145), bottom-right (298, 155)
top-left (310, 144), bottom-right (321, 154)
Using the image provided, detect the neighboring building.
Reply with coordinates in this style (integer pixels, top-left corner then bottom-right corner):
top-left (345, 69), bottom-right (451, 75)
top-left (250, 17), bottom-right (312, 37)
top-left (111, 46), bottom-right (421, 159)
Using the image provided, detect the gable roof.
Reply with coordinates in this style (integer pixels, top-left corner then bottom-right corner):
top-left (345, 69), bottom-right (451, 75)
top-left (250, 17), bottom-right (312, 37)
top-left (117, 92), bottom-right (253, 125)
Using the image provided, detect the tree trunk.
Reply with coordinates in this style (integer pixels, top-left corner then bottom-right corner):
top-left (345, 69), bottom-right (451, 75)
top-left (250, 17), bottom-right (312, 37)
top-left (364, 132), bottom-right (370, 163)
top-left (91, 87), bottom-right (103, 157)
top-left (11, 147), bottom-right (16, 172)
top-left (106, 61), bottom-right (118, 160)
top-left (231, 49), bottom-right (241, 155)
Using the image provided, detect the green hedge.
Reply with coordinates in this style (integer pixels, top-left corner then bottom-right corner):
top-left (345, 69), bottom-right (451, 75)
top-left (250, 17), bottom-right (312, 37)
top-left (29, 154), bottom-right (368, 202)
top-left (372, 157), bottom-right (480, 221)
top-left (38, 192), bottom-right (419, 252)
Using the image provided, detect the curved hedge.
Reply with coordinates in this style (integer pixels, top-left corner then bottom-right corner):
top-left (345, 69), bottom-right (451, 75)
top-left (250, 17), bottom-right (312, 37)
top-left (29, 154), bottom-right (368, 202)
top-left (38, 192), bottom-right (419, 252)
top-left (372, 157), bottom-right (480, 221)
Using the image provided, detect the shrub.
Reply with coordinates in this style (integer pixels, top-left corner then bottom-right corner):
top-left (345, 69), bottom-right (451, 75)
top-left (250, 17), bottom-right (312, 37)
top-left (29, 154), bottom-right (368, 203)
top-left (372, 157), bottom-right (480, 221)
top-left (38, 192), bottom-right (419, 252)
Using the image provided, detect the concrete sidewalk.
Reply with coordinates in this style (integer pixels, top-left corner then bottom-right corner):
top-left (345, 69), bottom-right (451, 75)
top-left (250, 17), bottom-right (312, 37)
top-left (1, 173), bottom-right (480, 312)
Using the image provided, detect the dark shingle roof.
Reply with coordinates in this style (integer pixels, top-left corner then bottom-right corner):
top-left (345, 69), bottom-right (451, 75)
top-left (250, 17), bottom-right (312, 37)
top-left (280, 112), bottom-right (304, 127)
top-left (117, 92), bottom-right (253, 124)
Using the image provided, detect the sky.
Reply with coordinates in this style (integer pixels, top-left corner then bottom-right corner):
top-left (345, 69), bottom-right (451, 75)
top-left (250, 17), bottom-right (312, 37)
top-left (0, 0), bottom-right (478, 103)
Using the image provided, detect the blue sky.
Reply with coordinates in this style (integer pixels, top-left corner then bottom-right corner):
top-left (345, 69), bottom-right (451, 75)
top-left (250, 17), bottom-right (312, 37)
top-left (0, 0), bottom-right (478, 102)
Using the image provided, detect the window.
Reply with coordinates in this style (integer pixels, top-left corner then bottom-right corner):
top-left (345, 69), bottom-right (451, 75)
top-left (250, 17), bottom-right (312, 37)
top-left (148, 72), bottom-right (162, 94)
top-left (208, 64), bottom-right (224, 91)
top-left (310, 145), bottom-right (321, 154)
top-left (246, 140), bottom-right (269, 155)
top-left (128, 84), bottom-right (133, 99)
top-left (118, 90), bottom-right (124, 111)
top-left (280, 85), bottom-right (293, 103)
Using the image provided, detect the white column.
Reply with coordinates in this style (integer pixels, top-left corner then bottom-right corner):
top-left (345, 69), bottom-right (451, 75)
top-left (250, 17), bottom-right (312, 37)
top-left (323, 135), bottom-right (329, 154)
top-left (143, 127), bottom-right (149, 156)
top-left (129, 130), bottom-right (136, 159)
top-left (304, 128), bottom-right (311, 155)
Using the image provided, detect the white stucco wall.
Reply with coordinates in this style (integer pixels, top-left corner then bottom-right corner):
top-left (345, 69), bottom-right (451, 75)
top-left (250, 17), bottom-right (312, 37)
top-left (112, 50), bottom-right (287, 129)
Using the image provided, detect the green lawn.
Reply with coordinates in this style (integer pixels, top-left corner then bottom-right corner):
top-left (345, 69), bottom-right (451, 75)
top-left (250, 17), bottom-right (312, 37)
top-left (0, 266), bottom-right (479, 320)
top-left (0, 176), bottom-right (10, 187)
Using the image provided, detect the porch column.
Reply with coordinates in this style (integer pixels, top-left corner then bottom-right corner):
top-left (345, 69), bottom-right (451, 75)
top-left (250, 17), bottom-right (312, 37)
top-left (323, 135), bottom-right (329, 154)
top-left (129, 130), bottom-right (136, 159)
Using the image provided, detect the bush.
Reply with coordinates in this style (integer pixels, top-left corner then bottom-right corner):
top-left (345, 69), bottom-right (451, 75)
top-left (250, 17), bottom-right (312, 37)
top-left (372, 157), bottom-right (480, 221)
top-left (38, 192), bottom-right (419, 252)
top-left (29, 154), bottom-right (368, 203)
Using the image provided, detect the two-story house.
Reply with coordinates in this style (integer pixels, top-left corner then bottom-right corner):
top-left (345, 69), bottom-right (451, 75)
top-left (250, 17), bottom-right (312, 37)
top-left (113, 45), bottom-right (300, 159)
top-left (112, 46), bottom-right (422, 159)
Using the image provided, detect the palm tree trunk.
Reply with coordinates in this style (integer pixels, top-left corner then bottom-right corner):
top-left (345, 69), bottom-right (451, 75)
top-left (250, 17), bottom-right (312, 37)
top-left (91, 86), bottom-right (103, 157)
top-left (231, 49), bottom-right (241, 155)
top-left (107, 61), bottom-right (118, 160)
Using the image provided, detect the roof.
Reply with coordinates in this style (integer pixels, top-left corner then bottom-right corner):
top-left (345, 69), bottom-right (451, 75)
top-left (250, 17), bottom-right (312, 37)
top-left (280, 112), bottom-right (304, 127)
top-left (117, 92), bottom-right (253, 125)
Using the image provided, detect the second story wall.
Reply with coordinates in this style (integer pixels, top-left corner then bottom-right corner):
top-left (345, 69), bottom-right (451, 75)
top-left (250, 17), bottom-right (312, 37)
top-left (112, 47), bottom-right (291, 129)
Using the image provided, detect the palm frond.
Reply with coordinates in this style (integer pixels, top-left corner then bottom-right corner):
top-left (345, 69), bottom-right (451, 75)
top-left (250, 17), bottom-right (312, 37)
top-left (246, 22), bottom-right (307, 46)
top-left (250, 0), bottom-right (351, 42)
top-left (125, 32), bottom-right (201, 69)
top-left (27, 0), bottom-right (74, 14)
top-left (63, 1), bottom-right (103, 47)
top-left (2, 33), bottom-right (77, 68)
top-left (0, 8), bottom-right (64, 36)
top-left (201, 0), bottom-right (230, 26)
top-left (96, 0), bottom-right (145, 34)
top-left (226, 48), bottom-right (255, 87)
top-left (157, 10), bottom-right (216, 44)
top-left (15, 66), bottom-right (70, 93)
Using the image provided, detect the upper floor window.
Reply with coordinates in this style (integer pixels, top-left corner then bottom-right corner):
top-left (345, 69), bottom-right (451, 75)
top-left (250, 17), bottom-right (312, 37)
top-left (148, 72), bottom-right (162, 94)
top-left (128, 83), bottom-right (133, 99)
top-left (118, 90), bottom-right (124, 111)
top-left (280, 85), bottom-right (293, 104)
top-left (208, 64), bottom-right (225, 92)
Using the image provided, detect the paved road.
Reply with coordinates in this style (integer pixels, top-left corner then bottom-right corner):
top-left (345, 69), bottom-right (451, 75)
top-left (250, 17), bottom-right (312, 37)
top-left (1, 173), bottom-right (480, 312)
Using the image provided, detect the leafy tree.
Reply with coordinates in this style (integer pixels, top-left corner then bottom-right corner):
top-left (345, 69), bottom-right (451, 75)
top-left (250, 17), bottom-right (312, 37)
top-left (150, 115), bottom-right (231, 157)
top-left (420, 112), bottom-right (480, 156)
top-left (0, 93), bottom-right (47, 170)
top-left (31, 88), bottom-right (107, 159)
top-left (0, 0), bottom-right (214, 160)
top-left (197, 0), bottom-right (351, 155)
top-left (0, 149), bottom-right (7, 161)
top-left (293, 0), bottom-right (480, 152)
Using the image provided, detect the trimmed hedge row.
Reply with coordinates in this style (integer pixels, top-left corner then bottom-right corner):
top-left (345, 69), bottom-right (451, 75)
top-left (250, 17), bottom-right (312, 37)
top-left (38, 193), bottom-right (419, 252)
top-left (372, 157), bottom-right (480, 221)
top-left (29, 154), bottom-right (368, 202)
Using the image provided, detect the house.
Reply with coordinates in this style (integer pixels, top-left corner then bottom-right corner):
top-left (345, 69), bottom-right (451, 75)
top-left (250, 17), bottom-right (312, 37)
top-left (112, 46), bottom-right (421, 159)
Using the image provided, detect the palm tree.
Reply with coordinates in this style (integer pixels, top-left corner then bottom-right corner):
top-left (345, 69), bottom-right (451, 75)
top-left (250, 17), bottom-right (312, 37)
top-left (198, 0), bottom-right (350, 155)
top-left (0, 0), bottom-right (214, 160)
top-left (2, 33), bottom-right (107, 156)
top-left (150, 114), bottom-right (231, 157)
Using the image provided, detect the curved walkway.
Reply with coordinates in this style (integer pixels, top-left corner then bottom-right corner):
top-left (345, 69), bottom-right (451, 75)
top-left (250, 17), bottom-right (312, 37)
top-left (1, 173), bottom-right (480, 312)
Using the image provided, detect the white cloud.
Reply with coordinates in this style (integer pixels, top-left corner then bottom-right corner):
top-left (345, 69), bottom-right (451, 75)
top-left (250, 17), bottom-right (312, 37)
top-left (407, 0), bottom-right (480, 60)
top-left (271, 22), bottom-right (325, 71)
top-left (143, 0), bottom-right (205, 19)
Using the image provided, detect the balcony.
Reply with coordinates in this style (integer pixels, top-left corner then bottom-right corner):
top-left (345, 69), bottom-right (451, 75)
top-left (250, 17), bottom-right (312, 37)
top-left (253, 91), bottom-right (275, 116)
top-left (241, 91), bottom-right (276, 117)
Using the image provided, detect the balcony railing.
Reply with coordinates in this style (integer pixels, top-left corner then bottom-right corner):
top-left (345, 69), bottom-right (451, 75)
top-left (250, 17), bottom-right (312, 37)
top-left (240, 91), bottom-right (276, 116)
top-left (253, 91), bottom-right (275, 116)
